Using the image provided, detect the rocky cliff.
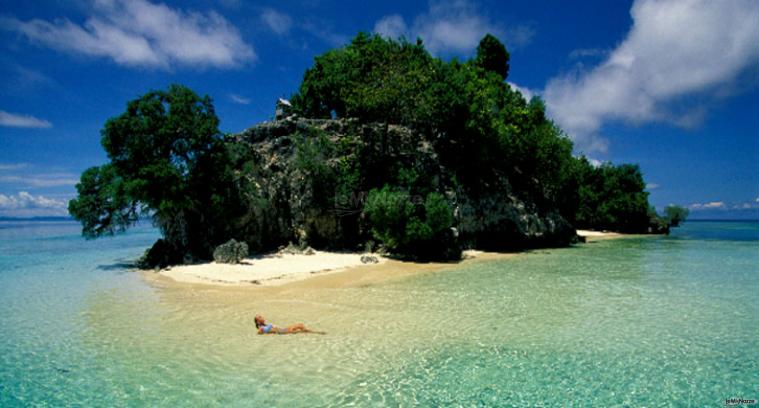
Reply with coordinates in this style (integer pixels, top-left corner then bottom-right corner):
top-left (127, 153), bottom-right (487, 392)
top-left (226, 114), bottom-right (576, 256)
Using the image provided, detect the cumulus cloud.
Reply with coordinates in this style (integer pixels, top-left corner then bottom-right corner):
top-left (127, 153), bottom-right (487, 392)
top-left (261, 9), bottom-right (293, 35)
top-left (0, 0), bottom-right (255, 69)
top-left (0, 110), bottom-right (52, 128)
top-left (374, 0), bottom-right (533, 55)
top-left (544, 0), bottom-right (759, 153)
top-left (0, 191), bottom-right (68, 217)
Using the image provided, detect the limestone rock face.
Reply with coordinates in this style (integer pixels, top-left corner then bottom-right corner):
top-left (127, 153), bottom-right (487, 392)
top-left (275, 98), bottom-right (293, 120)
top-left (213, 239), bottom-right (249, 264)
top-left (229, 116), bottom-right (576, 254)
top-left (455, 179), bottom-right (576, 249)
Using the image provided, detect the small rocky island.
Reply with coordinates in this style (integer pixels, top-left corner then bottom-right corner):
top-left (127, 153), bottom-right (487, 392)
top-left (229, 108), bottom-right (575, 254)
top-left (68, 33), bottom-right (679, 268)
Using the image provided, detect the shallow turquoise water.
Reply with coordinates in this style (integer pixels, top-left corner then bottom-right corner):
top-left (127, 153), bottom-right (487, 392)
top-left (0, 220), bottom-right (757, 406)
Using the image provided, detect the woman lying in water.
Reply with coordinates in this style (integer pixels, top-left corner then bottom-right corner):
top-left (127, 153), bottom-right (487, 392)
top-left (254, 314), bottom-right (326, 335)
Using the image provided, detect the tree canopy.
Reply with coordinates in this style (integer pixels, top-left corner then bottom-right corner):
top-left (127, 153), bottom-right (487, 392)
top-left (475, 34), bottom-right (510, 80)
top-left (664, 205), bottom-right (690, 227)
top-left (69, 84), bottom-right (241, 264)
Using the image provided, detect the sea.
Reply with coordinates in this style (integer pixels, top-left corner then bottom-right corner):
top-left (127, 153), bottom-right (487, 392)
top-left (0, 219), bottom-right (757, 406)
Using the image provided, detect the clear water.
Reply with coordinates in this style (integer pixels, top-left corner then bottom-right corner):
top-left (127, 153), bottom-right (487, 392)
top-left (0, 221), bottom-right (757, 406)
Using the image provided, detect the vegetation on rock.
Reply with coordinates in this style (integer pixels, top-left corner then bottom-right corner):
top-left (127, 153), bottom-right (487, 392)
top-left (213, 239), bottom-right (249, 264)
top-left (70, 33), bottom-right (684, 267)
top-left (664, 205), bottom-right (690, 227)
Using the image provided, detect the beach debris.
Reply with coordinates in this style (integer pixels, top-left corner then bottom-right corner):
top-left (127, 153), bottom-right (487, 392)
top-left (304, 247), bottom-right (315, 255)
top-left (360, 255), bottom-right (379, 264)
top-left (213, 239), bottom-right (249, 264)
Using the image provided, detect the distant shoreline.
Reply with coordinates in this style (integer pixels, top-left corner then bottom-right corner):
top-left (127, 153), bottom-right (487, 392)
top-left (0, 216), bottom-right (74, 222)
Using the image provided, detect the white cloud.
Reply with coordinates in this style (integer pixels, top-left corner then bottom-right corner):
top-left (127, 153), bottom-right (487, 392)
top-left (755, 197), bottom-right (759, 203)
top-left (507, 82), bottom-right (536, 101)
top-left (0, 174), bottom-right (79, 188)
top-left (373, 0), bottom-right (533, 55)
top-left (2, 65), bottom-right (55, 92)
top-left (229, 93), bottom-right (250, 105)
top-left (0, 0), bottom-right (255, 69)
top-left (544, 0), bottom-right (759, 153)
top-left (0, 110), bottom-right (52, 128)
top-left (0, 163), bottom-right (28, 171)
top-left (374, 15), bottom-right (408, 40)
top-left (645, 183), bottom-right (659, 190)
top-left (0, 191), bottom-right (68, 217)
top-left (261, 9), bottom-right (292, 35)
top-left (690, 201), bottom-right (726, 210)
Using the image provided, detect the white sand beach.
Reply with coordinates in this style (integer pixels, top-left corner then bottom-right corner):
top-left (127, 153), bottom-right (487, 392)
top-left (155, 249), bottom-right (512, 287)
top-left (577, 229), bottom-right (630, 241)
top-left (159, 250), bottom-right (388, 286)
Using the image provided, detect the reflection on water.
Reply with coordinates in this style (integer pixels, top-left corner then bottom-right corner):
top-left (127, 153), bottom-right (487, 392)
top-left (1, 221), bottom-right (757, 406)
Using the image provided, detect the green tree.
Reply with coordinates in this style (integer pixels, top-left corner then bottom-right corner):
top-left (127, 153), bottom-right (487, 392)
top-left (291, 32), bottom-right (443, 128)
top-left (568, 158), bottom-right (655, 233)
top-left (475, 33), bottom-right (510, 80)
top-left (68, 84), bottom-right (240, 264)
top-left (664, 205), bottom-right (689, 227)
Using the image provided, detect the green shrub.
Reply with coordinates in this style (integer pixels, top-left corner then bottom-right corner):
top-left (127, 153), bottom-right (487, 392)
top-left (363, 185), bottom-right (459, 261)
top-left (213, 239), bottom-right (249, 264)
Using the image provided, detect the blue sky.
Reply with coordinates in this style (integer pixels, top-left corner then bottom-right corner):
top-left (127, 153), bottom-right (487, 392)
top-left (1, 0), bottom-right (757, 218)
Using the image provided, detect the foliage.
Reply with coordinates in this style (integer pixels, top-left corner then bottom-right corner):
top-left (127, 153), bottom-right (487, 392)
top-left (664, 205), bottom-right (690, 227)
top-left (363, 186), bottom-right (459, 260)
top-left (648, 206), bottom-right (670, 234)
top-left (290, 32), bottom-right (576, 198)
top-left (475, 34), bottom-right (510, 80)
top-left (213, 239), bottom-right (249, 264)
top-left (568, 157), bottom-right (654, 233)
top-left (68, 164), bottom-right (138, 238)
top-left (69, 84), bottom-right (242, 265)
top-left (74, 32), bottom-right (672, 266)
top-left (291, 32), bottom-right (443, 128)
